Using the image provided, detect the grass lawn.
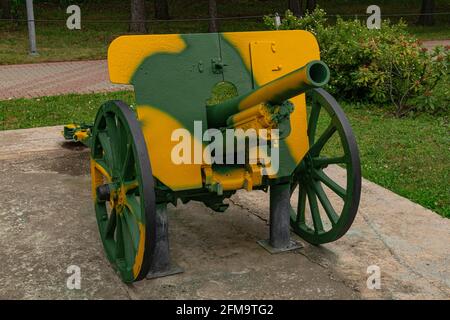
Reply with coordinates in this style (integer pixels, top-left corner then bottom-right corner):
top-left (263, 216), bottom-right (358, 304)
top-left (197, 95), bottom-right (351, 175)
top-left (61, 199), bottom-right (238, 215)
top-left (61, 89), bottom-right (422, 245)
top-left (409, 25), bottom-right (450, 40)
top-left (0, 91), bottom-right (448, 218)
top-left (0, 0), bottom-right (449, 65)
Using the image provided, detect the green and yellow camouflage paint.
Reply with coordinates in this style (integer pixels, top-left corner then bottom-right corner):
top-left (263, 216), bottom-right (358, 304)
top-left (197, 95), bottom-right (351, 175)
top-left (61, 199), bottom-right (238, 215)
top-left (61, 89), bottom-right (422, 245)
top-left (106, 30), bottom-right (323, 192)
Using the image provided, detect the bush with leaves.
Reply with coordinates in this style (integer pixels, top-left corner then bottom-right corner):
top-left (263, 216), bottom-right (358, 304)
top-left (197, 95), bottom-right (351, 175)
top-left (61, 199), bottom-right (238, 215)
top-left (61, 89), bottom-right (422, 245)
top-left (264, 9), bottom-right (449, 117)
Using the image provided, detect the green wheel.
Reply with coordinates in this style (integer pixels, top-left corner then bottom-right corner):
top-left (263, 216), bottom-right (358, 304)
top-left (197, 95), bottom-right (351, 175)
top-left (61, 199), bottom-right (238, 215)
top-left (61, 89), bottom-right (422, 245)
top-left (90, 100), bottom-right (156, 282)
top-left (290, 88), bottom-right (361, 245)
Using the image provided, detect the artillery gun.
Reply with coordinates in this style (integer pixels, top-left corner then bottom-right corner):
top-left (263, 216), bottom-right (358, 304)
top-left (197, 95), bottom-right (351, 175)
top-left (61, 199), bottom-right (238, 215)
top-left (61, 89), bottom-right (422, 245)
top-left (64, 31), bottom-right (361, 283)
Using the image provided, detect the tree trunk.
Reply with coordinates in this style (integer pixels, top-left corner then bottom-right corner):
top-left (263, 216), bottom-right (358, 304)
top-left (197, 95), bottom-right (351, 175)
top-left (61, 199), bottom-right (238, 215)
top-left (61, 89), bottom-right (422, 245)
top-left (306, 0), bottom-right (317, 12)
top-left (154, 0), bottom-right (169, 20)
top-left (288, 0), bottom-right (303, 17)
top-left (418, 0), bottom-right (435, 26)
top-left (208, 0), bottom-right (218, 33)
top-left (130, 0), bottom-right (147, 33)
top-left (1, 0), bottom-right (11, 19)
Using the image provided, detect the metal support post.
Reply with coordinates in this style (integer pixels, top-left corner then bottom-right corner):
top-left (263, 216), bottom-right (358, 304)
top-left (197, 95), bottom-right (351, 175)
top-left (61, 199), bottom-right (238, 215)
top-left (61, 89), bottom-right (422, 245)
top-left (258, 183), bottom-right (302, 253)
top-left (146, 203), bottom-right (183, 279)
top-left (26, 0), bottom-right (38, 56)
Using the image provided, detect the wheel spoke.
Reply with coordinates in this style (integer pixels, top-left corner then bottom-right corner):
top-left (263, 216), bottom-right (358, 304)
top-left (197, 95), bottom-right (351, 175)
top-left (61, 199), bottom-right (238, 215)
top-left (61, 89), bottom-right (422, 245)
top-left (93, 159), bottom-right (112, 182)
top-left (296, 187), bottom-right (306, 225)
top-left (313, 156), bottom-right (347, 168)
top-left (115, 214), bottom-right (125, 260)
top-left (98, 132), bottom-right (114, 170)
top-left (105, 209), bottom-right (117, 238)
top-left (116, 117), bottom-right (130, 164)
top-left (290, 181), bottom-right (298, 194)
top-left (119, 214), bottom-right (136, 267)
top-left (104, 113), bottom-right (123, 171)
top-left (104, 112), bottom-right (119, 137)
top-left (124, 180), bottom-right (139, 194)
top-left (312, 181), bottom-right (339, 225)
top-left (125, 195), bottom-right (142, 223)
top-left (309, 122), bottom-right (337, 156)
top-left (313, 169), bottom-right (346, 199)
top-left (122, 207), bottom-right (140, 252)
top-left (306, 185), bottom-right (324, 234)
top-left (121, 144), bottom-right (135, 180)
top-left (307, 102), bottom-right (321, 145)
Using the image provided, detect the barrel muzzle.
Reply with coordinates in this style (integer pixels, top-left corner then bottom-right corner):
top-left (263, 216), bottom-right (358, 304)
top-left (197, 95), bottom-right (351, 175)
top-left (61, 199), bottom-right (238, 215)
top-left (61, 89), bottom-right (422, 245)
top-left (304, 60), bottom-right (330, 88)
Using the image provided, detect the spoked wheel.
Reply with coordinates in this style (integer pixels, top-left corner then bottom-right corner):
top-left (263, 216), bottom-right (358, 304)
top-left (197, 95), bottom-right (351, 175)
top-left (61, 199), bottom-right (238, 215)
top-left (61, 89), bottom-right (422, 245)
top-left (290, 88), bottom-right (361, 245)
top-left (90, 100), bottom-right (156, 282)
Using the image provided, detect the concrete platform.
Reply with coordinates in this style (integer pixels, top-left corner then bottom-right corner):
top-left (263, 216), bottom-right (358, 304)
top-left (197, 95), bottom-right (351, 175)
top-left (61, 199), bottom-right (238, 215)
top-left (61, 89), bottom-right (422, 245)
top-left (0, 126), bottom-right (449, 300)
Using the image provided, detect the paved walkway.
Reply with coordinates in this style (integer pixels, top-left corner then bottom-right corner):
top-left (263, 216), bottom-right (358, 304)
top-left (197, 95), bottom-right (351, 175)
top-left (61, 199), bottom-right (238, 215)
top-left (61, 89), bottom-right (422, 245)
top-left (0, 40), bottom-right (448, 101)
top-left (0, 60), bottom-right (131, 100)
top-left (0, 126), bottom-right (449, 299)
top-left (422, 39), bottom-right (450, 50)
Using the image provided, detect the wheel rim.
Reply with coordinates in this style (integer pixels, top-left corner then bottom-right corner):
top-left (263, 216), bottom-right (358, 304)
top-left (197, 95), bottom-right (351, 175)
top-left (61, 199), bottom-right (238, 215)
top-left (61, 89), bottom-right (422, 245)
top-left (90, 100), bottom-right (156, 282)
top-left (290, 88), bottom-right (361, 244)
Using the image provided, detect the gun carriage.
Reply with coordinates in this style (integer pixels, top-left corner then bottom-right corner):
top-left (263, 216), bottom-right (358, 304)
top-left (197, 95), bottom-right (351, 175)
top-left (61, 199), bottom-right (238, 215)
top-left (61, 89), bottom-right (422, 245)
top-left (64, 30), bottom-right (361, 283)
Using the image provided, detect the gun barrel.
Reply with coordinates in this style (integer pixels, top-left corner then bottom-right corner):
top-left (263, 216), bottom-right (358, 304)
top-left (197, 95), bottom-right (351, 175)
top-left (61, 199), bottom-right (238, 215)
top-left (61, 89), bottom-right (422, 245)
top-left (206, 60), bottom-right (330, 128)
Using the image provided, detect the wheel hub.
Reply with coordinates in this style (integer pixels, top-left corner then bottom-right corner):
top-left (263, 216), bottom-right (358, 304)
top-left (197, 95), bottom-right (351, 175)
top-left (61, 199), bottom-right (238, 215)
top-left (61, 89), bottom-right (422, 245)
top-left (97, 181), bottom-right (127, 213)
top-left (96, 184), bottom-right (111, 201)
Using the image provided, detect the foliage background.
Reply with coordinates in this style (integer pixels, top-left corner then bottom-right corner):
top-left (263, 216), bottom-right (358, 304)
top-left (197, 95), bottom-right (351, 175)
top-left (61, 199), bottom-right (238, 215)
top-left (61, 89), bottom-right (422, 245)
top-left (265, 9), bottom-right (449, 116)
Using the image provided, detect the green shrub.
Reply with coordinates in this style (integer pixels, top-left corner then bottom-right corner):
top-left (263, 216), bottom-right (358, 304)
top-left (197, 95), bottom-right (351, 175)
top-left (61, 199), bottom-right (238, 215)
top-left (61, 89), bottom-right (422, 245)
top-left (264, 9), bottom-right (449, 117)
